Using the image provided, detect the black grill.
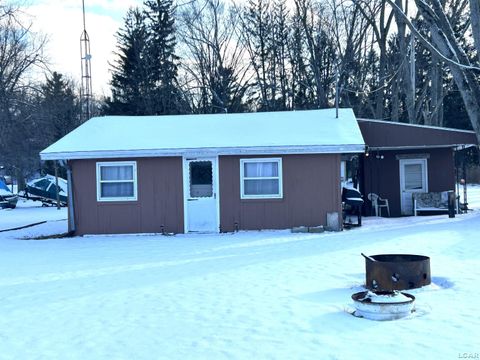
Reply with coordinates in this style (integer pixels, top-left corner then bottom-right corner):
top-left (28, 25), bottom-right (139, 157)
top-left (342, 187), bottom-right (364, 227)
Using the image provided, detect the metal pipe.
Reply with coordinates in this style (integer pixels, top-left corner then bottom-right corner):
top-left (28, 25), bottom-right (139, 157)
top-left (361, 253), bottom-right (376, 262)
top-left (463, 149), bottom-right (468, 209)
top-left (82, 0), bottom-right (87, 32)
top-left (335, 64), bottom-right (341, 119)
top-left (66, 162), bottom-right (76, 233)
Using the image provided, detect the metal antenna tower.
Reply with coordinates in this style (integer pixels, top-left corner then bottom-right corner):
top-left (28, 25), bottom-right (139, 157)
top-left (80, 0), bottom-right (93, 121)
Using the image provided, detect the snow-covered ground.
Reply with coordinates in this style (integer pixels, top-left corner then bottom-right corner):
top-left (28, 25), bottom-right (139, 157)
top-left (0, 198), bottom-right (67, 232)
top-left (0, 187), bottom-right (479, 359)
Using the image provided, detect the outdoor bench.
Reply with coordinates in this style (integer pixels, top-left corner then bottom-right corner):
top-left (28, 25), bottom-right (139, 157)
top-left (413, 191), bottom-right (453, 216)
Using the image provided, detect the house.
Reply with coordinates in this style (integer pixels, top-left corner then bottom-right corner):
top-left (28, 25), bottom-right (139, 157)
top-left (356, 119), bottom-right (478, 216)
top-left (40, 109), bottom-right (365, 235)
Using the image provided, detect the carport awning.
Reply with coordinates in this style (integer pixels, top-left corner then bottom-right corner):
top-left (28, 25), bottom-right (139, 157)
top-left (358, 119), bottom-right (478, 150)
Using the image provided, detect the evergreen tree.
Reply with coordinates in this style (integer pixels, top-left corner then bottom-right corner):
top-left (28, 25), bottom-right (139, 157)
top-left (106, 7), bottom-right (151, 115)
top-left (35, 72), bottom-right (79, 177)
top-left (39, 72), bottom-right (78, 141)
top-left (144, 0), bottom-right (184, 114)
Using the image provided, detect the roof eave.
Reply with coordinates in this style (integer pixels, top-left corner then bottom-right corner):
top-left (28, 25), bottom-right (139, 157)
top-left (367, 144), bottom-right (477, 151)
top-left (357, 118), bottom-right (477, 135)
top-left (40, 144), bottom-right (366, 161)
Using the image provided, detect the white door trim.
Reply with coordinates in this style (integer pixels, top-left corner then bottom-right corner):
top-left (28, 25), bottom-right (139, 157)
top-left (214, 156), bottom-right (220, 232)
top-left (399, 158), bottom-right (428, 215)
top-left (182, 156), bottom-right (220, 233)
top-left (183, 159), bottom-right (188, 233)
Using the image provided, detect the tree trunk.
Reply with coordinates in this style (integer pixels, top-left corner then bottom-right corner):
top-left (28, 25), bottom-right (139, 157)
top-left (416, 0), bottom-right (480, 139)
top-left (470, 0), bottom-right (480, 63)
top-left (429, 55), bottom-right (444, 126)
top-left (387, 0), bottom-right (480, 142)
top-left (375, 45), bottom-right (386, 119)
top-left (391, 78), bottom-right (400, 121)
top-left (394, 0), bottom-right (415, 122)
top-left (418, 0), bottom-right (480, 141)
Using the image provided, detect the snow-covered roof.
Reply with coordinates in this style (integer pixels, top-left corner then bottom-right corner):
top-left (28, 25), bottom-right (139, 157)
top-left (40, 108), bottom-right (365, 160)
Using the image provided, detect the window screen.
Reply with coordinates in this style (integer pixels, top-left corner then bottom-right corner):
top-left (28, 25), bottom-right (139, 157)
top-left (189, 161), bottom-right (213, 198)
top-left (404, 164), bottom-right (423, 190)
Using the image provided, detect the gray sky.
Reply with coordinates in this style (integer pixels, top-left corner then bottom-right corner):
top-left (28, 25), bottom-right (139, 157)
top-left (26, 0), bottom-right (144, 96)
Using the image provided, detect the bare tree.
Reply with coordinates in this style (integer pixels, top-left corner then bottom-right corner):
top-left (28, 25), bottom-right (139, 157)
top-left (178, 0), bottom-right (250, 113)
top-left (272, 0), bottom-right (290, 110)
top-left (386, 0), bottom-right (480, 142)
top-left (293, 0), bottom-right (337, 108)
top-left (237, 0), bottom-right (275, 110)
top-left (353, 0), bottom-right (395, 119)
top-left (330, 0), bottom-right (372, 111)
top-left (471, 0), bottom-right (480, 63)
top-left (0, 3), bottom-right (47, 184)
top-left (391, 0), bottom-right (416, 122)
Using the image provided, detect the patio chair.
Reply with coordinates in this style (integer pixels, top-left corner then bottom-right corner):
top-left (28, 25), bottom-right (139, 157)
top-left (368, 193), bottom-right (390, 217)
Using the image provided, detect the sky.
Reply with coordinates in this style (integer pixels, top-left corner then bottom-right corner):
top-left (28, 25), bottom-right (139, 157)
top-left (25, 0), bottom-right (144, 96)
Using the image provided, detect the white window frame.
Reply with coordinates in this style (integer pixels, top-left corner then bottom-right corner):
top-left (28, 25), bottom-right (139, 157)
top-left (96, 161), bottom-right (138, 202)
top-left (399, 158), bottom-right (428, 215)
top-left (240, 158), bottom-right (283, 199)
top-left (399, 158), bottom-right (428, 192)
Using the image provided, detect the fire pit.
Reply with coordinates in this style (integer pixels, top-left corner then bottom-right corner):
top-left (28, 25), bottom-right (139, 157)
top-left (352, 291), bottom-right (415, 321)
top-left (362, 253), bottom-right (431, 291)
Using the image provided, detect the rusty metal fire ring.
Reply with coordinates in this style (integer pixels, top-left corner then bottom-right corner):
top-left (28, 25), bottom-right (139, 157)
top-left (363, 253), bottom-right (431, 291)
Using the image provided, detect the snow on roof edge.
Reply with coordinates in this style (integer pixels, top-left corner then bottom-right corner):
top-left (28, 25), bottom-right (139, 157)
top-left (41, 108), bottom-right (365, 160)
top-left (40, 144), bottom-right (366, 161)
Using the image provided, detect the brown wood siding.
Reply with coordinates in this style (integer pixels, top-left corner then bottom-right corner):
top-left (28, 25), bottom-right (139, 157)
top-left (362, 148), bottom-right (455, 217)
top-left (219, 154), bottom-right (341, 232)
top-left (70, 157), bottom-right (184, 235)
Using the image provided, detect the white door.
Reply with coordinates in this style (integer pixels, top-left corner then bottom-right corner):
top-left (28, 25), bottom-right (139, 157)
top-left (399, 159), bottom-right (428, 215)
top-left (183, 157), bottom-right (219, 233)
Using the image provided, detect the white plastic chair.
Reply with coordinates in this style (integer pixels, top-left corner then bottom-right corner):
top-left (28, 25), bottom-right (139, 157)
top-left (368, 193), bottom-right (390, 217)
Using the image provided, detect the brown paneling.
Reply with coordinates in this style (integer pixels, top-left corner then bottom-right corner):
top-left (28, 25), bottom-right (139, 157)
top-left (362, 148), bottom-right (455, 217)
top-left (71, 154), bottom-right (342, 234)
top-left (358, 120), bottom-right (478, 148)
top-left (219, 154), bottom-right (341, 232)
top-left (71, 157), bottom-right (184, 235)
top-left (427, 148), bottom-right (456, 192)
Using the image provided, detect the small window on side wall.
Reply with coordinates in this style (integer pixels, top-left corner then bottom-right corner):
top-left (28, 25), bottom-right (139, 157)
top-left (240, 158), bottom-right (283, 199)
top-left (96, 161), bottom-right (137, 202)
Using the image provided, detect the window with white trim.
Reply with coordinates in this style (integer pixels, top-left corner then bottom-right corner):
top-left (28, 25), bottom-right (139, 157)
top-left (240, 158), bottom-right (283, 199)
top-left (96, 161), bottom-right (137, 201)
